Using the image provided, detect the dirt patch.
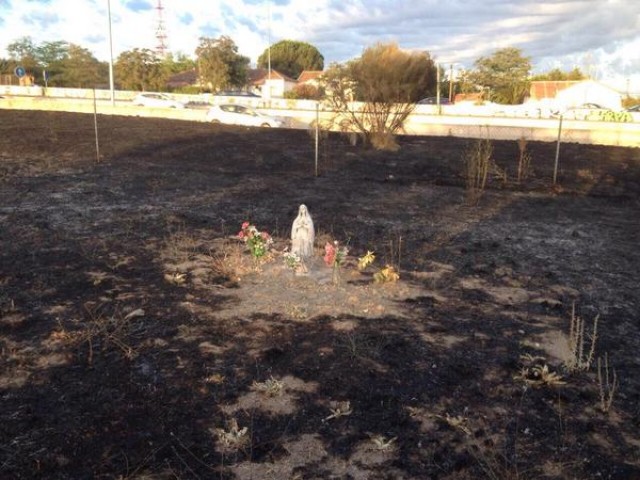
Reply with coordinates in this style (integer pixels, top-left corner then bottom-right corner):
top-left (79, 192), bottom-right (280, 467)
top-left (1, 110), bottom-right (640, 479)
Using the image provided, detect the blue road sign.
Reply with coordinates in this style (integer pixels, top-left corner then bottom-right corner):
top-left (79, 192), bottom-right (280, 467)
top-left (15, 66), bottom-right (26, 78)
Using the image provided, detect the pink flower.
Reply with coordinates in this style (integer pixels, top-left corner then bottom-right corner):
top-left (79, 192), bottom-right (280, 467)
top-left (241, 221), bottom-right (250, 229)
top-left (261, 232), bottom-right (270, 240)
top-left (324, 242), bottom-right (336, 266)
top-left (238, 231), bottom-right (245, 239)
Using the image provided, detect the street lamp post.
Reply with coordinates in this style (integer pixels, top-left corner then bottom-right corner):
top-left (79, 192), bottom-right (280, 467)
top-left (107, 0), bottom-right (115, 106)
top-left (267, 0), bottom-right (272, 99)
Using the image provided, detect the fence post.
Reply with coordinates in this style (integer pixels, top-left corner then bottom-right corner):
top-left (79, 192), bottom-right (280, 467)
top-left (553, 115), bottom-right (563, 185)
top-left (93, 88), bottom-right (100, 163)
top-left (315, 102), bottom-right (319, 177)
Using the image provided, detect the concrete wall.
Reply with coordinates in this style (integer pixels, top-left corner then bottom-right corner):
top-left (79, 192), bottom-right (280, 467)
top-left (2, 87), bottom-right (639, 148)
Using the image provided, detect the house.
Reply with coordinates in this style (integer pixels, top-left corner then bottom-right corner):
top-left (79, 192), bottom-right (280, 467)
top-left (529, 80), bottom-right (622, 110)
top-left (248, 68), bottom-right (297, 98)
top-left (166, 69), bottom-right (199, 90)
top-left (297, 70), bottom-right (323, 86)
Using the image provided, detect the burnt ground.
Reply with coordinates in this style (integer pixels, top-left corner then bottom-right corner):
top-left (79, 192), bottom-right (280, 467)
top-left (1, 110), bottom-right (640, 479)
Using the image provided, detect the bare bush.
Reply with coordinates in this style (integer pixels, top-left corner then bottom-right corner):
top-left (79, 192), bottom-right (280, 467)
top-left (564, 303), bottom-right (599, 373)
top-left (322, 42), bottom-right (436, 150)
top-left (464, 138), bottom-right (493, 204)
top-left (597, 353), bottom-right (618, 413)
top-left (517, 136), bottom-right (532, 183)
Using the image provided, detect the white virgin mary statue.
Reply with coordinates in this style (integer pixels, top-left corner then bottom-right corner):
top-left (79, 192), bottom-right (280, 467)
top-left (291, 204), bottom-right (315, 260)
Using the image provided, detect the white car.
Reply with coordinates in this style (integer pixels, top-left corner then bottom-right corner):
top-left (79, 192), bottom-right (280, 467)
top-left (206, 104), bottom-right (285, 128)
top-left (132, 93), bottom-right (185, 109)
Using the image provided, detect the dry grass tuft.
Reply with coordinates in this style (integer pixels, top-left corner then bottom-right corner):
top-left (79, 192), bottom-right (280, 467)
top-left (213, 418), bottom-right (249, 454)
top-left (597, 353), bottom-right (618, 413)
top-left (565, 303), bottom-right (598, 373)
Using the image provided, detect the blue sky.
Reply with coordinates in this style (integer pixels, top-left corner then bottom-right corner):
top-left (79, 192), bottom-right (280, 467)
top-left (1, 0), bottom-right (639, 91)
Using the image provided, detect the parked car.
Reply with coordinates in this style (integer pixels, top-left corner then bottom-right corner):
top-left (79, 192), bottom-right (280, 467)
top-left (206, 104), bottom-right (285, 128)
top-left (417, 97), bottom-right (452, 105)
top-left (552, 103), bottom-right (609, 120)
top-left (132, 93), bottom-right (185, 109)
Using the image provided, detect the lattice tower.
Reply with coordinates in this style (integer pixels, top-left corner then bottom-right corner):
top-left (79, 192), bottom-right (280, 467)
top-left (155, 0), bottom-right (168, 56)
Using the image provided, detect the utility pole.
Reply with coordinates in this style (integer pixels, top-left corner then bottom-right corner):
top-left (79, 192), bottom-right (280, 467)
top-left (107, 0), bottom-right (115, 106)
top-left (265, 0), bottom-right (272, 100)
top-left (436, 63), bottom-right (441, 113)
top-left (448, 64), bottom-right (454, 102)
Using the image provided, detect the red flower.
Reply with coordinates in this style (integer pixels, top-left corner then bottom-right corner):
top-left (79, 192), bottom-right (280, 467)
top-left (324, 242), bottom-right (336, 266)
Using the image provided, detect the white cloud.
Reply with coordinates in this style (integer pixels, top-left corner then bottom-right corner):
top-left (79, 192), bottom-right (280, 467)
top-left (0, 0), bottom-right (638, 91)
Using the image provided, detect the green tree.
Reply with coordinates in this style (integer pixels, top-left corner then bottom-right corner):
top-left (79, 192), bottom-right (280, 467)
top-left (531, 67), bottom-right (586, 81)
top-left (470, 47), bottom-right (532, 104)
top-left (36, 41), bottom-right (69, 67)
top-left (115, 48), bottom-right (167, 91)
top-left (162, 52), bottom-right (196, 75)
top-left (257, 40), bottom-right (324, 79)
top-left (323, 42), bottom-right (436, 150)
top-left (6, 36), bottom-right (39, 73)
top-left (54, 45), bottom-right (108, 87)
top-left (196, 36), bottom-right (249, 92)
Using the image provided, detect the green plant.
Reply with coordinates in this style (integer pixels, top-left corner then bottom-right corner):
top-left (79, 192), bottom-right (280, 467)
top-left (238, 221), bottom-right (273, 260)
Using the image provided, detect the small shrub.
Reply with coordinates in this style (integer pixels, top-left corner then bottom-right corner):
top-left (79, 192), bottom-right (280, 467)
top-left (517, 136), bottom-right (532, 183)
top-left (464, 138), bottom-right (493, 205)
top-left (564, 303), bottom-right (599, 373)
top-left (597, 353), bottom-right (618, 413)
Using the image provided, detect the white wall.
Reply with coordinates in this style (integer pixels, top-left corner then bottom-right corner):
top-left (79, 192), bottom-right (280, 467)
top-left (2, 87), bottom-right (639, 148)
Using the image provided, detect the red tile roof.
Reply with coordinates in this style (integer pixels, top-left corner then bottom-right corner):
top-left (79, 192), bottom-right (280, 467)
top-left (297, 70), bottom-right (323, 83)
top-left (529, 81), bottom-right (581, 100)
top-left (248, 68), bottom-right (297, 85)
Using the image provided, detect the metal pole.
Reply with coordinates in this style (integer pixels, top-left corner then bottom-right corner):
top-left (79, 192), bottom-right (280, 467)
top-left (315, 102), bottom-right (319, 177)
top-left (436, 63), bottom-right (441, 114)
top-left (93, 89), bottom-right (101, 163)
top-left (553, 115), bottom-right (563, 185)
top-left (107, 0), bottom-right (115, 106)
top-left (267, 0), bottom-right (271, 76)
top-left (266, 0), bottom-right (272, 101)
top-left (448, 64), bottom-right (454, 102)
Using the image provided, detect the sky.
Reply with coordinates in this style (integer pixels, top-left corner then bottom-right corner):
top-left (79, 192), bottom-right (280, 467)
top-left (1, 0), bottom-right (639, 93)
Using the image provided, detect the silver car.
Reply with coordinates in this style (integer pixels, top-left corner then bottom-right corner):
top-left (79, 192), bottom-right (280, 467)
top-left (132, 93), bottom-right (185, 109)
top-left (206, 104), bottom-right (284, 128)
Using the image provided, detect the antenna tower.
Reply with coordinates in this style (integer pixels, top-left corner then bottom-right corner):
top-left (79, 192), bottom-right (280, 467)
top-left (155, 0), bottom-right (168, 56)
